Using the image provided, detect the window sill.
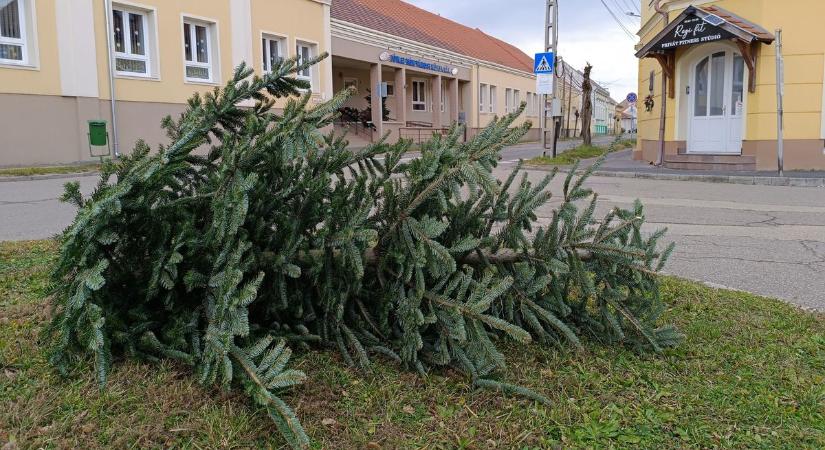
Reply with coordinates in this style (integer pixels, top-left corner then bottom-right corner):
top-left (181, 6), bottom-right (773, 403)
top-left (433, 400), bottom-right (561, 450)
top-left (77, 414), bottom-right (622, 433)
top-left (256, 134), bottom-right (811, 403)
top-left (115, 73), bottom-right (161, 82)
top-left (0, 61), bottom-right (38, 71)
top-left (184, 79), bottom-right (220, 86)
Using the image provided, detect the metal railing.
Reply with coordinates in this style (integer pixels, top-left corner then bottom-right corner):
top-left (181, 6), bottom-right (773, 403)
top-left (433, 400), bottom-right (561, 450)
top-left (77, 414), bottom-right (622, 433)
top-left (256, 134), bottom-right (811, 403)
top-left (399, 127), bottom-right (449, 144)
top-left (335, 120), bottom-right (374, 143)
top-left (405, 121), bottom-right (434, 128)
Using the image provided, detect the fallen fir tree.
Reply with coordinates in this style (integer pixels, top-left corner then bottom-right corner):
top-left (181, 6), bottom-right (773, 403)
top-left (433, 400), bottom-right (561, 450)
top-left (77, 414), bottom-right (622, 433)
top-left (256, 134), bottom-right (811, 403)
top-left (47, 55), bottom-right (681, 448)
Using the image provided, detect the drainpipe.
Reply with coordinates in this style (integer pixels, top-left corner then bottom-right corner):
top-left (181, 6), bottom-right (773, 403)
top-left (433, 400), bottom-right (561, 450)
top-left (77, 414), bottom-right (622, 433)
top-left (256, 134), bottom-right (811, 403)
top-left (654, 0), bottom-right (668, 166)
top-left (103, 0), bottom-right (120, 157)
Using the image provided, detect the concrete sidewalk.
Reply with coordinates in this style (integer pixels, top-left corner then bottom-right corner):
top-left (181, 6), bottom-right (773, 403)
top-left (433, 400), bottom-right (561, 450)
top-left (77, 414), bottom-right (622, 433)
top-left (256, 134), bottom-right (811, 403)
top-left (552, 149), bottom-right (825, 187)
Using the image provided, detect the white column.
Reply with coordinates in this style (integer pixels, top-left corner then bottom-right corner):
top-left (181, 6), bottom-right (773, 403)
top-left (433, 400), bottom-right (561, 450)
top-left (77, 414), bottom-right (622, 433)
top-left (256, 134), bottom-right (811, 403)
top-left (395, 67), bottom-right (407, 125)
top-left (56, 0), bottom-right (100, 97)
top-left (370, 63), bottom-right (383, 136)
top-left (449, 78), bottom-right (459, 123)
top-left (230, 0), bottom-right (253, 69)
top-left (322, 2), bottom-right (333, 101)
top-left (432, 74), bottom-right (442, 127)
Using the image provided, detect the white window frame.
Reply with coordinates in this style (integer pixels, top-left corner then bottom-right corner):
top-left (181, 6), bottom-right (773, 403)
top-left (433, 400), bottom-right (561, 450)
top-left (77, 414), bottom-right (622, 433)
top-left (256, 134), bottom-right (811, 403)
top-left (295, 38), bottom-right (318, 90)
top-left (489, 85), bottom-right (496, 113)
top-left (479, 83), bottom-right (487, 113)
top-left (513, 89), bottom-right (521, 111)
top-left (0, 0), bottom-right (27, 66)
top-left (343, 76), bottom-right (358, 93)
top-left (505, 88), bottom-right (513, 113)
top-left (412, 78), bottom-right (427, 111)
top-left (112, 5), bottom-right (152, 78)
top-left (182, 16), bottom-right (218, 84)
top-left (261, 32), bottom-right (286, 74)
top-left (526, 91), bottom-right (532, 116)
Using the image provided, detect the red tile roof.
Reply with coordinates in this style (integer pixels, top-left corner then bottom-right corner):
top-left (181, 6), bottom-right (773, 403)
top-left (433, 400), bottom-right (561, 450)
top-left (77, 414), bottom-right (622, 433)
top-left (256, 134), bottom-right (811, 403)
top-left (699, 5), bottom-right (775, 42)
top-left (331, 0), bottom-right (535, 73)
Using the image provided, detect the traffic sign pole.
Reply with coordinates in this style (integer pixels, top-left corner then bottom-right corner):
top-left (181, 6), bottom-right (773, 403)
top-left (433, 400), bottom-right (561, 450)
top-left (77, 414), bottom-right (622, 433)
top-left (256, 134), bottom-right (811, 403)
top-left (541, 0), bottom-right (559, 156)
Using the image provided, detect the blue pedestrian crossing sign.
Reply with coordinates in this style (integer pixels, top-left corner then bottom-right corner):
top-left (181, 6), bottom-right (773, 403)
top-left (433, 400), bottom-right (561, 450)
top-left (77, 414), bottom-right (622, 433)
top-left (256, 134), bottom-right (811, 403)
top-left (534, 52), bottom-right (554, 74)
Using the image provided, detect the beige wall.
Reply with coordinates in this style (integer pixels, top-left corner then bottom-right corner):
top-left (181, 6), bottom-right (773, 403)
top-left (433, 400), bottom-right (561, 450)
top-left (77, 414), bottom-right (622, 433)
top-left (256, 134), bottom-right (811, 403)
top-left (0, 0), bottom-right (540, 165)
top-left (251, 0), bottom-right (331, 107)
top-left (0, 93), bottom-right (183, 165)
top-left (91, 0), bottom-right (235, 104)
top-left (0, 0), bottom-right (331, 165)
top-left (0, 0), bottom-right (62, 96)
top-left (475, 65), bottom-right (539, 130)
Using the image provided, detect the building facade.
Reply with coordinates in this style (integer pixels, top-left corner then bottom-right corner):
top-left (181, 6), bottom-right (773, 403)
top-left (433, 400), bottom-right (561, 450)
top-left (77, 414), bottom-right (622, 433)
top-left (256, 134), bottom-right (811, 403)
top-left (593, 85), bottom-right (618, 135)
top-left (636, 0), bottom-right (825, 170)
top-left (0, 0), bottom-right (333, 166)
top-left (0, 0), bottom-right (542, 166)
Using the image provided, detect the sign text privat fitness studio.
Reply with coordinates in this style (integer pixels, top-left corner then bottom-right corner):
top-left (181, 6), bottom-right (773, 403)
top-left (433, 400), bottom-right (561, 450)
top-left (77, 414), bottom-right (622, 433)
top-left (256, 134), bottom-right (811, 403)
top-left (656, 15), bottom-right (735, 51)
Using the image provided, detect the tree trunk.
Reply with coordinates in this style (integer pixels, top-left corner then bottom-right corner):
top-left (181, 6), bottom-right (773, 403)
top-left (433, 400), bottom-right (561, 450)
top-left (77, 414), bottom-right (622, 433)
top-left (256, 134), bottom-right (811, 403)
top-left (580, 64), bottom-right (593, 146)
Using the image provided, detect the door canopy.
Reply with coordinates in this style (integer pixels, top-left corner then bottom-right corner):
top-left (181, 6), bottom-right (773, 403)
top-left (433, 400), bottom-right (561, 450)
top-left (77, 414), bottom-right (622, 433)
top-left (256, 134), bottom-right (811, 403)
top-left (636, 6), bottom-right (774, 98)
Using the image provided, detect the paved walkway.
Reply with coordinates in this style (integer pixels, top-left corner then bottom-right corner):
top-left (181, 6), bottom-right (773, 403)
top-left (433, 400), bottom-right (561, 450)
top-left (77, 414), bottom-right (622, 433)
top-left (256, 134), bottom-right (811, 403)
top-left (499, 168), bottom-right (825, 311)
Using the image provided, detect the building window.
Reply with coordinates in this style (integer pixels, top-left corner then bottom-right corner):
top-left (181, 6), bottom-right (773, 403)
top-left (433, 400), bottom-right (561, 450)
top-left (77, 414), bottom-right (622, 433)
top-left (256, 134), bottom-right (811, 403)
top-left (534, 93), bottom-right (540, 116)
top-left (295, 41), bottom-right (316, 89)
top-left (505, 88), bottom-right (513, 113)
top-left (527, 92), bottom-right (533, 116)
top-left (343, 77), bottom-right (358, 93)
top-left (386, 81), bottom-right (394, 97)
top-left (262, 34), bottom-right (284, 73)
top-left (112, 6), bottom-right (152, 77)
top-left (183, 19), bottom-right (216, 82)
top-left (412, 79), bottom-right (426, 111)
top-left (489, 85), bottom-right (496, 113)
top-left (0, 0), bottom-right (26, 64)
top-left (479, 83), bottom-right (487, 112)
top-left (513, 89), bottom-right (520, 111)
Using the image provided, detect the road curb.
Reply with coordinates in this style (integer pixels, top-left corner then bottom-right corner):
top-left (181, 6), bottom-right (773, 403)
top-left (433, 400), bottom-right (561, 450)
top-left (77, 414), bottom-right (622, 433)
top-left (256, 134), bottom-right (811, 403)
top-left (0, 171), bottom-right (100, 183)
top-left (525, 165), bottom-right (825, 187)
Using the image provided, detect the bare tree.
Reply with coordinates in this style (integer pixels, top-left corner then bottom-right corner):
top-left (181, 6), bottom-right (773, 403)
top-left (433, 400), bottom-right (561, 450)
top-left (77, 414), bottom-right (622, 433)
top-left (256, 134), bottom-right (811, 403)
top-left (580, 63), bottom-right (593, 146)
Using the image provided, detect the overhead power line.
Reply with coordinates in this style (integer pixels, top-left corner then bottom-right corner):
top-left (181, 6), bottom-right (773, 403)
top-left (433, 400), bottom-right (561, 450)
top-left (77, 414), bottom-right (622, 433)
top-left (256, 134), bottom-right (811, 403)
top-left (599, 0), bottom-right (637, 41)
top-left (620, 0), bottom-right (641, 15)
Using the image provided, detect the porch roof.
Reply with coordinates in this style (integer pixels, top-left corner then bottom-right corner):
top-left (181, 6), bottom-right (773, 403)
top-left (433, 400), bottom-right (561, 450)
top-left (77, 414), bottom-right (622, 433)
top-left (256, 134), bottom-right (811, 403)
top-left (635, 5), bottom-right (774, 59)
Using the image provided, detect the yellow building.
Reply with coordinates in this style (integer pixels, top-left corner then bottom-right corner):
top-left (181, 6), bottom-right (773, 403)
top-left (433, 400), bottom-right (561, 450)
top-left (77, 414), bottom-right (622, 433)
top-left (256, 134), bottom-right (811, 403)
top-left (0, 0), bottom-right (332, 166)
top-left (635, 1), bottom-right (825, 171)
top-left (0, 0), bottom-right (541, 166)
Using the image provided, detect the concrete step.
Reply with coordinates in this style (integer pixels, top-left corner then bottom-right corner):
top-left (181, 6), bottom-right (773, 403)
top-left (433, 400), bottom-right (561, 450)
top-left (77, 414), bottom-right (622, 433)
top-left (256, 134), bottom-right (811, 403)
top-left (664, 153), bottom-right (755, 171)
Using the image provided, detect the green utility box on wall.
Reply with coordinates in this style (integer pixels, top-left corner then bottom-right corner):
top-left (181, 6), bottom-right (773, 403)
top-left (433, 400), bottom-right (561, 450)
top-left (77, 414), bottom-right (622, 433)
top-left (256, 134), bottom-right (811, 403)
top-left (87, 120), bottom-right (111, 161)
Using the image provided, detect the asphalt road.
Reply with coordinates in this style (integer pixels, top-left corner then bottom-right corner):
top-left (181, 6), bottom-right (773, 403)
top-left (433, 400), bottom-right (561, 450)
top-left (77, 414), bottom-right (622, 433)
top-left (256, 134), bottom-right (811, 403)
top-left (2, 149), bottom-right (823, 310)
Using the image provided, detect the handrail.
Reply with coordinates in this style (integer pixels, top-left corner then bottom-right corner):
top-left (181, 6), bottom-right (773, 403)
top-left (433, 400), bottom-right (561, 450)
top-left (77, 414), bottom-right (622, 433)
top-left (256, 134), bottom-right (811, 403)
top-left (405, 121), bottom-right (433, 128)
top-left (335, 119), bottom-right (374, 143)
top-left (399, 127), bottom-right (449, 145)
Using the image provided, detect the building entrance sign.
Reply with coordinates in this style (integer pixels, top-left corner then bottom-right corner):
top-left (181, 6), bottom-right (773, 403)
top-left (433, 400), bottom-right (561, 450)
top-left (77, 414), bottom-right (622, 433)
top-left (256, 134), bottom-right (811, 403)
top-left (379, 51), bottom-right (458, 75)
top-left (655, 14), bottom-right (736, 51)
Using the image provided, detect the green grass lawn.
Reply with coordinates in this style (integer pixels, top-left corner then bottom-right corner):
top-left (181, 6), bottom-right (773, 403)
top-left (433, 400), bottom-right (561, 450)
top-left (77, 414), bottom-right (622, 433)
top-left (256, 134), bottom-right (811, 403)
top-left (0, 163), bottom-right (101, 177)
top-left (527, 138), bottom-right (636, 167)
top-left (1, 241), bottom-right (823, 449)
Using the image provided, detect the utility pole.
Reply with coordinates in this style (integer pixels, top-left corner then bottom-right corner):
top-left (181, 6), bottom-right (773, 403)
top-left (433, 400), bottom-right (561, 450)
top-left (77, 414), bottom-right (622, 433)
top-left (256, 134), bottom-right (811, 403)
top-left (775, 28), bottom-right (784, 177)
top-left (565, 66), bottom-right (573, 138)
top-left (541, 0), bottom-right (559, 156)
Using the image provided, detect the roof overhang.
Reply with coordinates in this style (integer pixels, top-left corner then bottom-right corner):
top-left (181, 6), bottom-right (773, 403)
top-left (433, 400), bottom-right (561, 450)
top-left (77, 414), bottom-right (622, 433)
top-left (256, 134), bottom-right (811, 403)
top-left (635, 6), bottom-right (774, 59)
top-left (635, 6), bottom-right (774, 98)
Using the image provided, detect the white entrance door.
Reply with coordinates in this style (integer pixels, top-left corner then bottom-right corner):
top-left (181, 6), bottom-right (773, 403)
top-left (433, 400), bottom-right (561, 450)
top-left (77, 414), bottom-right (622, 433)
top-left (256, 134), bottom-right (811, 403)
top-left (689, 51), bottom-right (746, 154)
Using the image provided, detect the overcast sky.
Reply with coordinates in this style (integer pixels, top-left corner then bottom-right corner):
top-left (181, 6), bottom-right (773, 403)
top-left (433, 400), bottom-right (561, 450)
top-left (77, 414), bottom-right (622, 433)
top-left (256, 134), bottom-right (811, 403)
top-left (404, 0), bottom-right (642, 102)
